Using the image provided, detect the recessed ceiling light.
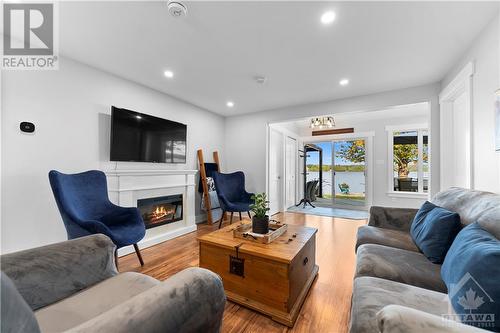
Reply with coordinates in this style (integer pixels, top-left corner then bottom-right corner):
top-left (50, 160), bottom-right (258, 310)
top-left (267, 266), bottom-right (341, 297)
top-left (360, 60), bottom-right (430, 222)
top-left (321, 11), bottom-right (336, 25)
top-left (164, 70), bottom-right (174, 78)
top-left (339, 78), bottom-right (349, 86)
top-left (226, 101), bottom-right (234, 108)
top-left (135, 115), bottom-right (142, 119)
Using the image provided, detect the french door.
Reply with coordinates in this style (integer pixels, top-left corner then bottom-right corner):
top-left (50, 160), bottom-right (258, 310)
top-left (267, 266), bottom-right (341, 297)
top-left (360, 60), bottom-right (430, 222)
top-left (332, 139), bottom-right (366, 207)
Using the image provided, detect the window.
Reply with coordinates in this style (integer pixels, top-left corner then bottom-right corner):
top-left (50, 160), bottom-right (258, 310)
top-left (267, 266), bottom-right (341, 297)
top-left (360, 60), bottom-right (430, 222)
top-left (387, 125), bottom-right (429, 195)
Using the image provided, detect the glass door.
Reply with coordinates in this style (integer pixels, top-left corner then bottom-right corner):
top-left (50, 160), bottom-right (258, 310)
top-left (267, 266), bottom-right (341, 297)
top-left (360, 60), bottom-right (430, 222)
top-left (333, 139), bottom-right (366, 206)
top-left (304, 142), bottom-right (332, 205)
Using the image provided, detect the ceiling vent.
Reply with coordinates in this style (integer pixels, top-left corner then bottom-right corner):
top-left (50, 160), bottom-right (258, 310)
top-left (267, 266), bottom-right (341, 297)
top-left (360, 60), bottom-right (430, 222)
top-left (167, 1), bottom-right (187, 18)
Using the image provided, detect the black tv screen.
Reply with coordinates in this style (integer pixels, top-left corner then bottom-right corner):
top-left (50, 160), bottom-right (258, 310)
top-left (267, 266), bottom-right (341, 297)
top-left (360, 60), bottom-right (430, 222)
top-left (110, 107), bottom-right (187, 163)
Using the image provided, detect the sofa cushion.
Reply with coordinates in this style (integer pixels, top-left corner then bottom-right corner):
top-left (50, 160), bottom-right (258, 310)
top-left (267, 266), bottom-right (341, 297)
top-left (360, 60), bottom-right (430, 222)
top-left (441, 223), bottom-right (500, 331)
top-left (1, 272), bottom-right (41, 333)
top-left (432, 187), bottom-right (500, 239)
top-left (356, 225), bottom-right (419, 252)
top-left (376, 305), bottom-right (487, 333)
top-left (35, 272), bottom-right (159, 332)
top-left (356, 244), bottom-right (447, 292)
top-left (410, 201), bottom-right (461, 264)
top-left (350, 276), bottom-right (449, 333)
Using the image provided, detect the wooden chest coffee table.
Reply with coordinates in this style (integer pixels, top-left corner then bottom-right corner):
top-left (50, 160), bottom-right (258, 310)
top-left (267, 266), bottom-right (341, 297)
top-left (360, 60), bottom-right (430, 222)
top-left (198, 220), bottom-right (318, 327)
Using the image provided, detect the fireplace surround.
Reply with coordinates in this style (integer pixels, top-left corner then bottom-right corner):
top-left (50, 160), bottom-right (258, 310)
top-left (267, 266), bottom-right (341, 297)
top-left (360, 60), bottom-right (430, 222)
top-left (105, 169), bottom-right (197, 256)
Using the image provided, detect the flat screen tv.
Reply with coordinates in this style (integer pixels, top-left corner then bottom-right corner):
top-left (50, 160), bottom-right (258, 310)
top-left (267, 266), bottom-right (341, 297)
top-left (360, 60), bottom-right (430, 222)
top-left (110, 106), bottom-right (187, 163)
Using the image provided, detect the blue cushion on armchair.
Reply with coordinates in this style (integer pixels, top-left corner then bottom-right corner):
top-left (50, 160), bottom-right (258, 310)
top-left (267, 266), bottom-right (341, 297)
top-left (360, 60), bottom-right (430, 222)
top-left (49, 170), bottom-right (145, 248)
top-left (410, 201), bottom-right (461, 264)
top-left (212, 171), bottom-right (254, 212)
top-left (441, 223), bottom-right (500, 331)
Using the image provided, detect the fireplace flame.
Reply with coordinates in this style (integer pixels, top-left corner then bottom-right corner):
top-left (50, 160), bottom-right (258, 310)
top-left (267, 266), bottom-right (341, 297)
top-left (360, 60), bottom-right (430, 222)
top-left (150, 205), bottom-right (174, 222)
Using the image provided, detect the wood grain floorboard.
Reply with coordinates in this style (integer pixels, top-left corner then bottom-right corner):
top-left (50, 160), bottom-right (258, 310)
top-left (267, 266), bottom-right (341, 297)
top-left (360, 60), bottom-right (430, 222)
top-left (119, 212), bottom-right (366, 333)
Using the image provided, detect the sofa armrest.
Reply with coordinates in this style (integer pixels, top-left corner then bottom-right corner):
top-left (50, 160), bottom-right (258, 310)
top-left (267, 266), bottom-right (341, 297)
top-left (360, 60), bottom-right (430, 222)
top-left (368, 206), bottom-right (419, 232)
top-left (67, 267), bottom-right (226, 333)
top-left (377, 305), bottom-right (487, 333)
top-left (1, 234), bottom-right (117, 311)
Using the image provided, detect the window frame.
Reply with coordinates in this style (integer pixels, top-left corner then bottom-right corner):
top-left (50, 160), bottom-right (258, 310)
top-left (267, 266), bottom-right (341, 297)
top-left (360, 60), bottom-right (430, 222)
top-left (386, 124), bottom-right (430, 198)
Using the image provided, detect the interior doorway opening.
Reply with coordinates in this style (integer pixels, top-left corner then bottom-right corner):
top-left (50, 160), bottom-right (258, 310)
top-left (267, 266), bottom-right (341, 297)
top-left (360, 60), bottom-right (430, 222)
top-left (267, 102), bottom-right (431, 214)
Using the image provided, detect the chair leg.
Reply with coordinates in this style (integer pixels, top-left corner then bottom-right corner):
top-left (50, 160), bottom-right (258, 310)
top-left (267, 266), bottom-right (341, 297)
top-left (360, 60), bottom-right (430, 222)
top-left (230, 212), bottom-right (234, 224)
top-left (239, 212), bottom-right (242, 220)
top-left (218, 211), bottom-right (225, 229)
top-left (247, 211), bottom-right (252, 219)
top-left (133, 243), bottom-right (144, 266)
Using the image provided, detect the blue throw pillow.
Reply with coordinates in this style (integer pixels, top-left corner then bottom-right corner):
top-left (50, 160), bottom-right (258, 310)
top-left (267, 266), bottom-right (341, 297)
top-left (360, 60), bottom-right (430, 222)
top-left (410, 201), bottom-right (461, 264)
top-left (441, 223), bottom-right (500, 332)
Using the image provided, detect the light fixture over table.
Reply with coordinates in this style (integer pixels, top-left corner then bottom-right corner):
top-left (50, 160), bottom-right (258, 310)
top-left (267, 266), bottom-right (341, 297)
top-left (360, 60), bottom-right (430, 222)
top-left (310, 116), bottom-right (335, 129)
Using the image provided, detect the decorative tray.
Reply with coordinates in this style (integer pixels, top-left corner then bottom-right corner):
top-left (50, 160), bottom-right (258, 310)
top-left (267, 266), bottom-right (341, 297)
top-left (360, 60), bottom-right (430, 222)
top-left (233, 221), bottom-right (288, 244)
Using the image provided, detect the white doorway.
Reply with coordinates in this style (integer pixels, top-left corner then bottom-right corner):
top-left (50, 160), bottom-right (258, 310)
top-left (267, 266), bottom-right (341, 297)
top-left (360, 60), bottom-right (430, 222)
top-left (268, 128), bottom-right (283, 215)
top-left (439, 62), bottom-right (473, 190)
top-left (285, 136), bottom-right (297, 208)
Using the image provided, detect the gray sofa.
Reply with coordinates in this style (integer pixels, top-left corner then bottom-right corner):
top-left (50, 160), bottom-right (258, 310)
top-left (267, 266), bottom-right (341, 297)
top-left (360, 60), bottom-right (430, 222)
top-left (350, 187), bottom-right (500, 333)
top-left (1, 234), bottom-right (226, 333)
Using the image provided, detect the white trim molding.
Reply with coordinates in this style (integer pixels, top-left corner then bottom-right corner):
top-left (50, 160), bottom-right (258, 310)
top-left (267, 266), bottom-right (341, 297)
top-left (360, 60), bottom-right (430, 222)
top-left (439, 62), bottom-right (474, 103)
top-left (386, 124), bottom-right (430, 196)
top-left (385, 124), bottom-right (428, 132)
top-left (439, 61), bottom-right (474, 190)
top-left (303, 131), bottom-right (375, 209)
top-left (387, 191), bottom-right (429, 199)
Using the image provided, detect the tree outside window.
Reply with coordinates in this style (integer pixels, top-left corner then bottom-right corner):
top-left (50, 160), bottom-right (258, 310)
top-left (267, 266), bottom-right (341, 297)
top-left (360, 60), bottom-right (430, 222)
top-left (389, 128), bottom-right (429, 194)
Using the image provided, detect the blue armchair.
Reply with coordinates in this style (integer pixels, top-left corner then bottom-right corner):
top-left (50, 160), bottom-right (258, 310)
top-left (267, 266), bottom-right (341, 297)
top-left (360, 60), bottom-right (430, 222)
top-left (48, 170), bottom-right (146, 265)
top-left (211, 171), bottom-right (254, 229)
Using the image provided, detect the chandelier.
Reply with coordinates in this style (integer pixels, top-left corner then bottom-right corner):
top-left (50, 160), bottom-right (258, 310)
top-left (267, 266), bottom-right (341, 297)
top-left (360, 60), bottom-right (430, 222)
top-left (310, 116), bottom-right (335, 129)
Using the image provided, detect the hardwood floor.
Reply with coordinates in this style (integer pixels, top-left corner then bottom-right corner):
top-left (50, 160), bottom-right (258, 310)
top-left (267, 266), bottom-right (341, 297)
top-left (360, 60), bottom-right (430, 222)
top-left (119, 212), bottom-right (366, 333)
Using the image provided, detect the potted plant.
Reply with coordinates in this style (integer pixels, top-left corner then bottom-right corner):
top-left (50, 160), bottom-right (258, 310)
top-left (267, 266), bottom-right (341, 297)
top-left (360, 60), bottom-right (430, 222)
top-left (250, 193), bottom-right (270, 234)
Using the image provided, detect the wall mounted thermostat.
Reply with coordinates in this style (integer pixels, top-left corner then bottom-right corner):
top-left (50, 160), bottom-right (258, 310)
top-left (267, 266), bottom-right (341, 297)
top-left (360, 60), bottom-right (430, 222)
top-left (20, 122), bottom-right (35, 133)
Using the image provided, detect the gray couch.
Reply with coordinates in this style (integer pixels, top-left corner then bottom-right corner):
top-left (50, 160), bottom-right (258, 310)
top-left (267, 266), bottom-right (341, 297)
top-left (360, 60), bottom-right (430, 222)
top-left (350, 187), bottom-right (500, 333)
top-left (1, 234), bottom-right (226, 333)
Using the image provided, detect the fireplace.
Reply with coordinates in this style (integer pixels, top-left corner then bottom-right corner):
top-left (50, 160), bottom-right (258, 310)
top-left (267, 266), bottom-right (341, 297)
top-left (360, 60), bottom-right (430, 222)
top-left (137, 194), bottom-right (183, 229)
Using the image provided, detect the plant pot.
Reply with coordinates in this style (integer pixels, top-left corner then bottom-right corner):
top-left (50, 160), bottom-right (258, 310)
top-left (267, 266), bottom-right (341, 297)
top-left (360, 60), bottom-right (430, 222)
top-left (252, 215), bottom-right (269, 234)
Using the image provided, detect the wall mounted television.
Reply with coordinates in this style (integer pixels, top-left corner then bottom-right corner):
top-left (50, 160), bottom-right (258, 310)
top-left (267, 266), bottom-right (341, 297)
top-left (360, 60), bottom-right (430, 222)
top-left (110, 106), bottom-right (187, 163)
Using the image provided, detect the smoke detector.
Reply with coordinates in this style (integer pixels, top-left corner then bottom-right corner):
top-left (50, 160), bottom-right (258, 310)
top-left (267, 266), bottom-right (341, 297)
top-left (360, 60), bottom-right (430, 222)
top-left (255, 76), bottom-right (267, 84)
top-left (167, 1), bottom-right (187, 18)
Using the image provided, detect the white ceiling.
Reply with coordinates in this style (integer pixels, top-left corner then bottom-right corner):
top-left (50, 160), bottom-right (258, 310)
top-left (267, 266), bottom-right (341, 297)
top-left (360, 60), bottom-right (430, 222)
top-left (58, 1), bottom-right (499, 116)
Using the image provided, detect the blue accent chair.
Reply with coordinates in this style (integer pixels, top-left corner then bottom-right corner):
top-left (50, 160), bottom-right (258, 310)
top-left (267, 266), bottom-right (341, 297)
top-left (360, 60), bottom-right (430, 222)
top-left (48, 170), bottom-right (146, 265)
top-left (212, 171), bottom-right (254, 229)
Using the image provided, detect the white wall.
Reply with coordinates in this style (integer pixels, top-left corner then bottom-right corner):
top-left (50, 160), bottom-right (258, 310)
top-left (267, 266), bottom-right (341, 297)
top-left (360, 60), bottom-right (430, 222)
top-left (1, 57), bottom-right (225, 253)
top-left (225, 83), bottom-right (441, 204)
top-left (441, 13), bottom-right (500, 193)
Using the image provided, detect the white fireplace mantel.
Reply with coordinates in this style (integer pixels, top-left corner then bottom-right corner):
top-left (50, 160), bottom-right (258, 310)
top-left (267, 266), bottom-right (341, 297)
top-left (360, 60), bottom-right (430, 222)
top-left (105, 169), bottom-right (198, 177)
top-left (105, 169), bottom-right (198, 257)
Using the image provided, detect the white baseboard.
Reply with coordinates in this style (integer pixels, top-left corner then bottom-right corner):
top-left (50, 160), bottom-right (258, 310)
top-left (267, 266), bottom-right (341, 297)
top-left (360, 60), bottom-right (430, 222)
top-left (117, 224), bottom-right (197, 257)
